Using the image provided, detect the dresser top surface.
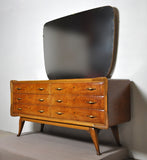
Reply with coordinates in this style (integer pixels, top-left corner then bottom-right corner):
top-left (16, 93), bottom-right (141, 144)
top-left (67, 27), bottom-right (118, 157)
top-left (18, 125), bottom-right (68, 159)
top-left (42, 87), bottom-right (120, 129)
top-left (11, 77), bottom-right (107, 83)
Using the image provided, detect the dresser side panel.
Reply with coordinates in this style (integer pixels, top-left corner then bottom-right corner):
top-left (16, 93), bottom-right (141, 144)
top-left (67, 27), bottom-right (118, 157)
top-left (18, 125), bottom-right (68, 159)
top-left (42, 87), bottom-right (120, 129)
top-left (10, 80), bottom-right (18, 116)
top-left (108, 79), bottom-right (131, 126)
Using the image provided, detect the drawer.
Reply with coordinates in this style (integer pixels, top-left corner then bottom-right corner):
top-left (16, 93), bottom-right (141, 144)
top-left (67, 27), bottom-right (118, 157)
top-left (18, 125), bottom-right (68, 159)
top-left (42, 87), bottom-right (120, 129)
top-left (50, 106), bottom-right (105, 124)
top-left (51, 95), bottom-right (105, 109)
top-left (13, 94), bottom-right (50, 105)
top-left (50, 107), bottom-right (73, 120)
top-left (50, 82), bottom-right (105, 96)
top-left (74, 108), bottom-right (105, 124)
top-left (13, 83), bottom-right (50, 94)
top-left (13, 104), bottom-right (50, 117)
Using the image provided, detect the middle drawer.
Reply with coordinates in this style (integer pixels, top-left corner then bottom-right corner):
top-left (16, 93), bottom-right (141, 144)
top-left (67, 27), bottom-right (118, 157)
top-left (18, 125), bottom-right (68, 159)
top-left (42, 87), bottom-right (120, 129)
top-left (50, 95), bottom-right (105, 110)
top-left (13, 94), bottom-right (51, 105)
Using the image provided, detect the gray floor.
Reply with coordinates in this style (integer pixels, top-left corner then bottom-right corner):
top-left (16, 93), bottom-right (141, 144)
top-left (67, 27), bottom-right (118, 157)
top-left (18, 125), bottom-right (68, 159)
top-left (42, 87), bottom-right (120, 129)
top-left (0, 130), bottom-right (15, 137)
top-left (0, 129), bottom-right (129, 160)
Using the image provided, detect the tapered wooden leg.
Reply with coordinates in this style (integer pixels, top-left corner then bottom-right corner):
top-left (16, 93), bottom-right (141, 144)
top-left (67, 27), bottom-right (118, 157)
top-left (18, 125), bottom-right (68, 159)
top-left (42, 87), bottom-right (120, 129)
top-left (111, 126), bottom-right (121, 146)
top-left (40, 124), bottom-right (44, 132)
top-left (17, 118), bottom-right (25, 137)
top-left (89, 128), bottom-right (100, 155)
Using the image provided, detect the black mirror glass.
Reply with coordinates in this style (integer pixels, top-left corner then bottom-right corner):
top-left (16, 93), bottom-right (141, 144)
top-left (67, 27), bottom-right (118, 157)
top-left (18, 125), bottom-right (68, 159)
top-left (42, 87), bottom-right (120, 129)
top-left (43, 6), bottom-right (118, 79)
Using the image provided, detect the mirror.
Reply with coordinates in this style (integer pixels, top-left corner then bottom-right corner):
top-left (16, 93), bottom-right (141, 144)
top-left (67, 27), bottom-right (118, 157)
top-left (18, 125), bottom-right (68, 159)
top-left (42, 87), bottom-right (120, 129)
top-left (43, 6), bottom-right (118, 79)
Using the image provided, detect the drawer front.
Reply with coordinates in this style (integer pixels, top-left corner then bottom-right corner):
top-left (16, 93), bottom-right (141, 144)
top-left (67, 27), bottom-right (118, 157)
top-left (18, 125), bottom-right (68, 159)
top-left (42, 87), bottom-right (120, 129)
top-left (13, 83), bottom-right (50, 94)
top-left (50, 106), bottom-right (105, 124)
top-left (50, 82), bottom-right (105, 95)
top-left (51, 95), bottom-right (105, 109)
top-left (13, 104), bottom-right (50, 117)
top-left (13, 94), bottom-right (50, 105)
top-left (74, 108), bottom-right (105, 124)
top-left (50, 107), bottom-right (73, 120)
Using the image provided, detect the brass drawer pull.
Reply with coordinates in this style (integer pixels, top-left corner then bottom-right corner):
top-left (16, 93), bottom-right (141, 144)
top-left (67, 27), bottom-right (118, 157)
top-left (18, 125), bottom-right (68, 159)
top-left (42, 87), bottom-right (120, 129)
top-left (87, 88), bottom-right (96, 91)
top-left (88, 101), bottom-right (96, 104)
top-left (17, 88), bottom-right (21, 90)
top-left (17, 108), bottom-right (22, 110)
top-left (39, 88), bottom-right (44, 91)
top-left (17, 98), bottom-right (22, 100)
top-left (56, 112), bottom-right (63, 115)
top-left (56, 88), bottom-right (63, 90)
top-left (87, 115), bottom-right (96, 118)
top-left (39, 110), bottom-right (44, 113)
top-left (39, 99), bottom-right (44, 102)
top-left (56, 100), bottom-right (62, 103)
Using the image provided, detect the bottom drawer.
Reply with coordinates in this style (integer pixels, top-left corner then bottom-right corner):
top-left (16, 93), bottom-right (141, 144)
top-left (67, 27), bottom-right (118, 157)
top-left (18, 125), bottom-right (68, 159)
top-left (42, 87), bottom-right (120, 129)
top-left (50, 106), bottom-right (105, 124)
top-left (13, 104), bottom-right (50, 117)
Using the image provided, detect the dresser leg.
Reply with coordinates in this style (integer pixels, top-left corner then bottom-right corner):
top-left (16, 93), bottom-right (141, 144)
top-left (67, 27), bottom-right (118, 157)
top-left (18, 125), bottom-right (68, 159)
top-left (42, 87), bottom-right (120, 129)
top-left (111, 126), bottom-right (121, 146)
top-left (40, 124), bottom-right (44, 132)
top-left (89, 128), bottom-right (100, 155)
top-left (17, 118), bottom-right (25, 137)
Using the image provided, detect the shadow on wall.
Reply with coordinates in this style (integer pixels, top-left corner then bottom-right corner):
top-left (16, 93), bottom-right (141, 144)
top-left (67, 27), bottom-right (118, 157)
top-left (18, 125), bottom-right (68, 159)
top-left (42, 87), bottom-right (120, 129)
top-left (119, 82), bottom-right (147, 158)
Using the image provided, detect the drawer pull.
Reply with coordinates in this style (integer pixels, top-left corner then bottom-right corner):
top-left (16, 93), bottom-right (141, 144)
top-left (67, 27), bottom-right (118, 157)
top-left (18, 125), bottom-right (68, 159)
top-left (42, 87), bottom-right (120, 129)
top-left (56, 112), bottom-right (63, 115)
top-left (17, 108), bottom-right (22, 110)
top-left (39, 99), bottom-right (44, 102)
top-left (17, 98), bottom-right (22, 100)
top-left (56, 100), bottom-right (62, 103)
top-left (87, 115), bottom-right (96, 118)
top-left (87, 88), bottom-right (96, 91)
top-left (39, 88), bottom-right (44, 91)
top-left (88, 101), bottom-right (96, 104)
top-left (39, 110), bottom-right (44, 113)
top-left (17, 88), bottom-right (21, 90)
top-left (56, 88), bottom-right (63, 90)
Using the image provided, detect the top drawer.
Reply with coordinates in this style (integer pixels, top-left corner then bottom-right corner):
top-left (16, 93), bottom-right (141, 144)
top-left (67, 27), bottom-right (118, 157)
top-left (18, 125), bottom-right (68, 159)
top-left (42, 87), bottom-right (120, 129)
top-left (13, 83), bottom-right (50, 94)
top-left (50, 82), bottom-right (106, 96)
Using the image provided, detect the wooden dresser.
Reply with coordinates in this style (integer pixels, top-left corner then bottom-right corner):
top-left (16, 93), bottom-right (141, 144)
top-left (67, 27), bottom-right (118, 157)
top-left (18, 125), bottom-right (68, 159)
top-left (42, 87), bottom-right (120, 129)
top-left (10, 77), bottom-right (130, 155)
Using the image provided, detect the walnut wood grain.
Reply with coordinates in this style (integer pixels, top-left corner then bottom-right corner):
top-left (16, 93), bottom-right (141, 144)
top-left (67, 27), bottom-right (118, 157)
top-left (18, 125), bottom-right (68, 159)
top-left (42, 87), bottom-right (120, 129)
top-left (13, 82), bottom-right (50, 94)
top-left (20, 113), bottom-right (105, 129)
top-left (50, 82), bottom-right (105, 96)
top-left (17, 117), bottom-right (25, 136)
top-left (21, 117), bottom-right (90, 131)
top-left (50, 106), bottom-right (105, 124)
top-left (13, 94), bottom-right (51, 105)
top-left (50, 95), bottom-right (105, 109)
top-left (89, 128), bottom-right (100, 155)
top-left (13, 104), bottom-right (50, 117)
